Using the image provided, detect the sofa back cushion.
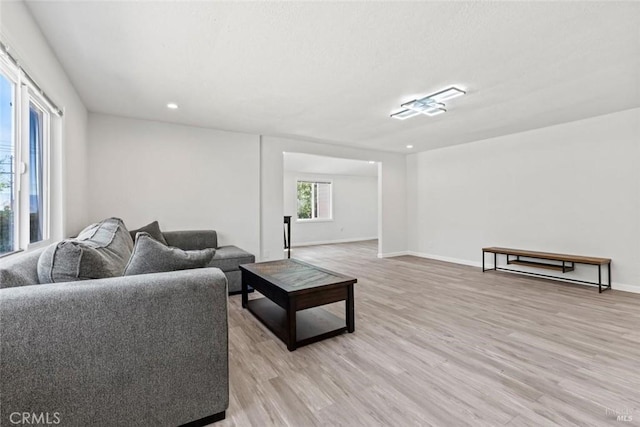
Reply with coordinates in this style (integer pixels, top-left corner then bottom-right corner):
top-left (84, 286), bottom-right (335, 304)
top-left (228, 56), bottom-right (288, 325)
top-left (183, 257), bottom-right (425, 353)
top-left (0, 248), bottom-right (46, 288)
top-left (37, 218), bottom-right (134, 284)
top-left (162, 230), bottom-right (217, 251)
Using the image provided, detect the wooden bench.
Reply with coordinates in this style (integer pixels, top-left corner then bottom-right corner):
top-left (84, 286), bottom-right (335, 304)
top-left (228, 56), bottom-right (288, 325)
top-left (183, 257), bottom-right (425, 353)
top-left (482, 247), bottom-right (612, 293)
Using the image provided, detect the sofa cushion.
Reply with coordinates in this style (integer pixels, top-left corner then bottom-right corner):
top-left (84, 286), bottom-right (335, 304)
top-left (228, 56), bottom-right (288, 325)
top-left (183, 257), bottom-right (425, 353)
top-left (0, 248), bottom-right (45, 288)
top-left (162, 230), bottom-right (217, 251)
top-left (129, 220), bottom-right (168, 245)
top-left (37, 218), bottom-right (134, 284)
top-left (123, 232), bottom-right (216, 276)
top-left (207, 245), bottom-right (255, 272)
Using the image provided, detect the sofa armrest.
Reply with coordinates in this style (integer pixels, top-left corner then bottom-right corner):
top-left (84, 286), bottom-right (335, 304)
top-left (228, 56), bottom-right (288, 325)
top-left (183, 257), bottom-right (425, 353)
top-left (163, 230), bottom-right (218, 250)
top-left (0, 268), bottom-right (228, 427)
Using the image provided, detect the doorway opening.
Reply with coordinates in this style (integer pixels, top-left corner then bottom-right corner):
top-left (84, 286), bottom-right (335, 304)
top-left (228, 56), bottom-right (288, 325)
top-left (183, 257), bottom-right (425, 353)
top-left (283, 152), bottom-right (380, 258)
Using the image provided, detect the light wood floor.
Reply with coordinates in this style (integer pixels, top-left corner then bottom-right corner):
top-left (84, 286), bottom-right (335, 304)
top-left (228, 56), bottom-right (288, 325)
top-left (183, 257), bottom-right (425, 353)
top-left (219, 240), bottom-right (640, 426)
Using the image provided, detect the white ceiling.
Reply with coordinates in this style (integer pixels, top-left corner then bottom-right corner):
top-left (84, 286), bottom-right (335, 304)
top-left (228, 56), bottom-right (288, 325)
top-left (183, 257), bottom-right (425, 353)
top-left (284, 152), bottom-right (378, 177)
top-left (25, 1), bottom-right (640, 153)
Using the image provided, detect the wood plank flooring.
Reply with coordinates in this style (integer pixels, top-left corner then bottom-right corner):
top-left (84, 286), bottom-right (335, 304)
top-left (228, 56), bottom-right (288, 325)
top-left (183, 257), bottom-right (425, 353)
top-left (219, 240), bottom-right (640, 426)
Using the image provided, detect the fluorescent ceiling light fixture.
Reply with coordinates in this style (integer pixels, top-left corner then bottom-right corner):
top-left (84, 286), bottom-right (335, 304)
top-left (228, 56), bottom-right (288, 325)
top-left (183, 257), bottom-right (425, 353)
top-left (391, 86), bottom-right (465, 120)
top-left (406, 145), bottom-right (414, 149)
top-left (368, 161), bottom-right (376, 164)
top-left (167, 102), bottom-right (179, 109)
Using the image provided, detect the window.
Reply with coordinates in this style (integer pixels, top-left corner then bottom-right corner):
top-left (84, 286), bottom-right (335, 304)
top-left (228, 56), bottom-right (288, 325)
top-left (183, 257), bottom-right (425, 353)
top-left (29, 103), bottom-right (47, 243)
top-left (0, 56), bottom-right (51, 255)
top-left (296, 180), bottom-right (332, 221)
top-left (0, 73), bottom-right (15, 253)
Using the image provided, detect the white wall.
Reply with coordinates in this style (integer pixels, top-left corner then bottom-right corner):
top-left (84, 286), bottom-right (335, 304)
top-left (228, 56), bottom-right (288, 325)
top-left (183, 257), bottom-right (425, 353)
top-left (262, 136), bottom-right (407, 261)
top-left (283, 171), bottom-right (377, 246)
top-left (1, 1), bottom-right (89, 237)
top-left (87, 114), bottom-right (261, 257)
top-left (88, 121), bottom-right (405, 261)
top-left (407, 108), bottom-right (640, 291)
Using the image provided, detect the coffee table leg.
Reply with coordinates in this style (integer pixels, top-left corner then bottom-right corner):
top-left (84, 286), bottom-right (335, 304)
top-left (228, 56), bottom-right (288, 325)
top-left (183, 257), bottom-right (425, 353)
top-left (241, 275), bottom-right (248, 309)
top-left (287, 299), bottom-right (297, 351)
top-left (347, 284), bottom-right (355, 333)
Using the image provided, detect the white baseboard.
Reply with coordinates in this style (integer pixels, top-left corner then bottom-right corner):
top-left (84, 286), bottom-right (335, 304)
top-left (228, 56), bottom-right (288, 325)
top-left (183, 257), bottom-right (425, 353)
top-left (404, 251), bottom-right (640, 295)
top-left (377, 251), bottom-right (409, 258)
top-left (611, 282), bottom-right (640, 294)
top-left (407, 251), bottom-right (481, 268)
top-left (291, 236), bottom-right (377, 248)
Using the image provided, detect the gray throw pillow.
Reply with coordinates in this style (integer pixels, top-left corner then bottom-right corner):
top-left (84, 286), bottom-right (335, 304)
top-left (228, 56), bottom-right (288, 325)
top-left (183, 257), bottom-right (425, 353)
top-left (129, 220), bottom-right (168, 245)
top-left (38, 218), bottom-right (134, 283)
top-left (123, 232), bottom-right (216, 276)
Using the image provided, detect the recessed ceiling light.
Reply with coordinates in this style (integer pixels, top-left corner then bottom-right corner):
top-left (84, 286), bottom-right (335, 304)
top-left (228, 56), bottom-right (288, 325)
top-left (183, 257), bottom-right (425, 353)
top-left (406, 145), bottom-right (414, 149)
top-left (167, 102), bottom-right (178, 110)
top-left (368, 161), bottom-right (375, 164)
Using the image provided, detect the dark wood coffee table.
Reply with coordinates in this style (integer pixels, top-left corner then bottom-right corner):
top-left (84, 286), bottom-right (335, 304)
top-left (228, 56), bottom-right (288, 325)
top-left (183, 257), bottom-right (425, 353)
top-left (239, 259), bottom-right (357, 351)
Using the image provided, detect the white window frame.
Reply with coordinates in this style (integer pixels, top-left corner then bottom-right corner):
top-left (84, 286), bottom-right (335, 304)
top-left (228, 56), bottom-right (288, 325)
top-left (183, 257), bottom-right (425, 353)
top-left (23, 93), bottom-right (51, 250)
top-left (0, 58), bottom-right (20, 255)
top-left (0, 55), bottom-right (52, 254)
top-left (295, 178), bottom-right (333, 223)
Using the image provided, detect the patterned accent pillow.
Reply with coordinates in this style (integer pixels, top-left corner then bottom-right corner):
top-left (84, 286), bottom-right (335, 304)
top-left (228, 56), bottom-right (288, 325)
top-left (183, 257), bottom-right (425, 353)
top-left (123, 232), bottom-right (215, 276)
top-left (37, 218), bottom-right (134, 283)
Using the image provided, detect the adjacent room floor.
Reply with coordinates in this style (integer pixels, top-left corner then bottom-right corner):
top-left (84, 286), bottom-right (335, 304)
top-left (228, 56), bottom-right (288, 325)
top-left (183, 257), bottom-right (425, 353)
top-left (222, 240), bottom-right (640, 426)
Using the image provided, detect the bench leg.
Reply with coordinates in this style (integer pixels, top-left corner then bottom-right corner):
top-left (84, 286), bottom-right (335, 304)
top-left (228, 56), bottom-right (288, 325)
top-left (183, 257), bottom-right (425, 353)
top-left (482, 251), bottom-right (485, 272)
top-left (600, 263), bottom-right (612, 293)
top-left (598, 265), bottom-right (602, 293)
top-left (494, 253), bottom-right (497, 271)
top-left (347, 284), bottom-right (355, 333)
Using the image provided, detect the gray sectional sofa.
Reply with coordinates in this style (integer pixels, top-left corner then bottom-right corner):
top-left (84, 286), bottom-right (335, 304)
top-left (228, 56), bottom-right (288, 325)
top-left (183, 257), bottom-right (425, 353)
top-left (163, 230), bottom-right (255, 294)
top-left (0, 221), bottom-right (253, 426)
